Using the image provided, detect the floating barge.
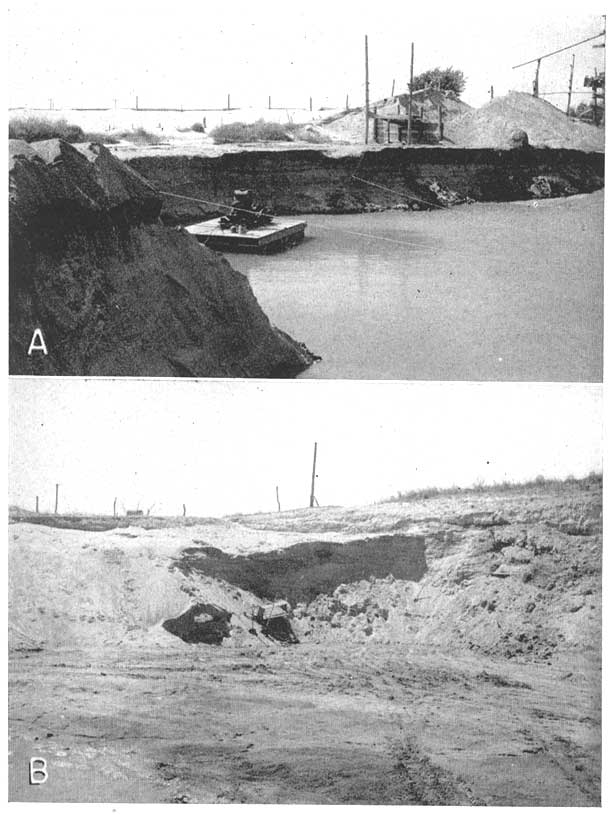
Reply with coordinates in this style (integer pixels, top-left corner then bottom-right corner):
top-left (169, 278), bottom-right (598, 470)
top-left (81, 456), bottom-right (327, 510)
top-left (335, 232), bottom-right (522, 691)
top-left (186, 217), bottom-right (307, 253)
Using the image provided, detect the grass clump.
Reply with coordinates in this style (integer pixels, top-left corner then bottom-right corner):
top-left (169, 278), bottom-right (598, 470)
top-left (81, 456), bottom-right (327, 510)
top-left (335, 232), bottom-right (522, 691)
top-left (9, 115), bottom-right (84, 142)
top-left (9, 116), bottom-right (119, 144)
top-left (115, 127), bottom-right (164, 145)
top-left (210, 118), bottom-right (291, 144)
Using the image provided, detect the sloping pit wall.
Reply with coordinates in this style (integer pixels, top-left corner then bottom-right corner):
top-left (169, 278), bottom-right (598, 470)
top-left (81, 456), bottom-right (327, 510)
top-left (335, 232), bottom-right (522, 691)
top-left (172, 534), bottom-right (427, 605)
top-left (126, 147), bottom-right (605, 224)
top-left (9, 139), bottom-right (315, 377)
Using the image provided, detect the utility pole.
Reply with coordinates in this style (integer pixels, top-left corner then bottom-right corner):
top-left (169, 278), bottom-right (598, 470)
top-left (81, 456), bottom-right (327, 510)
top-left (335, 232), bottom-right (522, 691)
top-left (276, 486), bottom-right (281, 512)
top-left (135, 95), bottom-right (139, 110)
top-left (566, 54), bottom-right (575, 115)
top-left (533, 58), bottom-right (541, 97)
top-left (227, 93), bottom-right (231, 110)
top-left (309, 442), bottom-right (318, 508)
top-left (489, 85), bottom-right (494, 100)
top-left (182, 503), bottom-right (186, 517)
top-left (54, 483), bottom-right (59, 515)
top-left (407, 42), bottom-right (414, 145)
top-left (113, 497), bottom-right (117, 517)
top-left (364, 35), bottom-right (370, 144)
top-left (35, 496), bottom-right (39, 514)
top-left (391, 78), bottom-right (395, 97)
top-left (513, 30), bottom-right (605, 96)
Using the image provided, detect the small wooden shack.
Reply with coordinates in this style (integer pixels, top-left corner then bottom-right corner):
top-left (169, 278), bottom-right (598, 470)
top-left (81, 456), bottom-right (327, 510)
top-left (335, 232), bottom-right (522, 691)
top-left (370, 88), bottom-right (456, 145)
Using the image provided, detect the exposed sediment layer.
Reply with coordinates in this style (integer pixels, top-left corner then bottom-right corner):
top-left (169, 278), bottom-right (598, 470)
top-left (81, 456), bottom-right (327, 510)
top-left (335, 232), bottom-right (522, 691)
top-left (9, 139), bottom-right (315, 376)
top-left (126, 146), bottom-right (605, 223)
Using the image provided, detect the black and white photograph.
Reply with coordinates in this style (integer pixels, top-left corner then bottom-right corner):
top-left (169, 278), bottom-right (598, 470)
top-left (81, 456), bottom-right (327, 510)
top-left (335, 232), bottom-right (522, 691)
top-left (8, 379), bottom-right (603, 804)
top-left (6, 0), bottom-right (606, 808)
top-left (8, 2), bottom-right (604, 380)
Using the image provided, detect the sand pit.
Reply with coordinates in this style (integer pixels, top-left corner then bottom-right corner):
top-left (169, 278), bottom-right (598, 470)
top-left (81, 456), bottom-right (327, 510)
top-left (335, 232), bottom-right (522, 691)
top-left (9, 477), bottom-right (601, 803)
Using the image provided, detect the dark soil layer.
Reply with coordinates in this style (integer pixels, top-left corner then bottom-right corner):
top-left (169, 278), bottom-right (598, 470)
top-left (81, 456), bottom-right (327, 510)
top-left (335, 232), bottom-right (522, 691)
top-left (162, 603), bottom-right (232, 644)
top-left (9, 139), bottom-right (314, 376)
top-left (127, 146), bottom-right (605, 223)
top-left (173, 535), bottom-right (426, 604)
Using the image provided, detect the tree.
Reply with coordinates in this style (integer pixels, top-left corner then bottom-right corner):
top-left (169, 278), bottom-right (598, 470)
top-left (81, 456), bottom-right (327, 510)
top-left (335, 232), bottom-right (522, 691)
top-left (411, 67), bottom-right (466, 98)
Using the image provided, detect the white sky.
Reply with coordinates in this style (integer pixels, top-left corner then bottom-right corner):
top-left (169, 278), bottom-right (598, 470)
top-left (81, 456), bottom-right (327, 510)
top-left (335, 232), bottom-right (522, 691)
top-left (7, 1), bottom-right (606, 111)
top-left (9, 379), bottom-right (603, 517)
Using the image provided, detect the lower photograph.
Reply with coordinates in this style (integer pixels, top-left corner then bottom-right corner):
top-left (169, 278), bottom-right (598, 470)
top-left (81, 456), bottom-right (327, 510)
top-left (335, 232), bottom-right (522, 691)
top-left (8, 378), bottom-right (602, 806)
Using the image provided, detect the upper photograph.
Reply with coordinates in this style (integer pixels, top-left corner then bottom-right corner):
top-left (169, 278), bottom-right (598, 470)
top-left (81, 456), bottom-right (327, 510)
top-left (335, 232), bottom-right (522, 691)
top-left (8, 3), bottom-right (605, 380)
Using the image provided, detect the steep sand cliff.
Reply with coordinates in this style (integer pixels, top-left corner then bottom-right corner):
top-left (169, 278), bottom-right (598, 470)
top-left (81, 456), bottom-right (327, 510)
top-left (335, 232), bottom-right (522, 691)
top-left (9, 139), bottom-right (314, 376)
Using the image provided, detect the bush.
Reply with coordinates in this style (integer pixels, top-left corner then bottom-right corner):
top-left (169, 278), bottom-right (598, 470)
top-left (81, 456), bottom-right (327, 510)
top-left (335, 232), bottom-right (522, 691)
top-left (9, 116), bottom-right (85, 143)
top-left (295, 127), bottom-right (331, 144)
top-left (210, 118), bottom-right (291, 144)
top-left (9, 116), bottom-right (119, 144)
top-left (115, 127), bottom-right (164, 145)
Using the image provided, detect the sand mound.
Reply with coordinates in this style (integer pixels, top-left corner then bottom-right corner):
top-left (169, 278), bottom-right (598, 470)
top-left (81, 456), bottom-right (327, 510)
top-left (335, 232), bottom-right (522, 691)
top-left (445, 92), bottom-right (605, 150)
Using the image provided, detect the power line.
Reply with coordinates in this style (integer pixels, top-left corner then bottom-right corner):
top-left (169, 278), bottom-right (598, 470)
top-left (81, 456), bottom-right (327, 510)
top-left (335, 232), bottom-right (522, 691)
top-left (512, 31), bottom-right (605, 69)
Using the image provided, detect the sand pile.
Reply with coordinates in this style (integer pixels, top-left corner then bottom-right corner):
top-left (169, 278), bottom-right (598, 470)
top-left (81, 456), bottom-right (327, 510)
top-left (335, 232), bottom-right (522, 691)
top-left (445, 92), bottom-right (605, 150)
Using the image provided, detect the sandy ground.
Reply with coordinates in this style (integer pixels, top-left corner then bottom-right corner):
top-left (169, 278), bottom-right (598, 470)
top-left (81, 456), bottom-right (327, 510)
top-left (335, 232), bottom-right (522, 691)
top-left (9, 479), bottom-right (601, 804)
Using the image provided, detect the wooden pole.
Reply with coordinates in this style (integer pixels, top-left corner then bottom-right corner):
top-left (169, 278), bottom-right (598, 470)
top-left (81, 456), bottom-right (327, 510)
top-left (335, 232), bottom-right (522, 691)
top-left (391, 78), bottom-right (395, 97)
top-left (345, 94), bottom-right (349, 110)
top-left (276, 486), bottom-right (281, 512)
top-left (227, 93), bottom-right (231, 110)
top-left (533, 59), bottom-right (541, 97)
top-left (54, 483), bottom-right (59, 515)
top-left (489, 85), bottom-right (494, 100)
top-left (269, 95), bottom-right (272, 110)
top-left (183, 503), bottom-right (186, 517)
top-left (136, 95), bottom-right (139, 110)
top-left (566, 54), bottom-right (575, 115)
top-left (113, 497), bottom-right (117, 517)
top-left (407, 42), bottom-right (414, 145)
top-left (365, 35), bottom-right (370, 144)
top-left (438, 104), bottom-right (443, 141)
top-left (35, 496), bottom-right (39, 514)
top-left (309, 442), bottom-right (318, 508)
top-left (310, 96), bottom-right (313, 112)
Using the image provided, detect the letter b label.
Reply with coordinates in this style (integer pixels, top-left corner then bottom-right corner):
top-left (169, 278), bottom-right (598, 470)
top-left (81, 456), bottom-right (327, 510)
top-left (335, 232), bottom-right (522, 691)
top-left (29, 757), bottom-right (48, 785)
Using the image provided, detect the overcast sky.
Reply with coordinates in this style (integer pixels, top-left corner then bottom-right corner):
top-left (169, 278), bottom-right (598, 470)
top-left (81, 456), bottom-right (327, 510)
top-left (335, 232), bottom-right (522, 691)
top-left (9, 379), bottom-right (602, 517)
top-left (8, 1), bottom-right (606, 111)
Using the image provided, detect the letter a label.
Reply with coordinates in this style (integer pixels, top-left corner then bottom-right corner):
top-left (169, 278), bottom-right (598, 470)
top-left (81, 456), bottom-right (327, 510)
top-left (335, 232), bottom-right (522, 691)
top-left (29, 757), bottom-right (48, 784)
top-left (28, 329), bottom-right (48, 356)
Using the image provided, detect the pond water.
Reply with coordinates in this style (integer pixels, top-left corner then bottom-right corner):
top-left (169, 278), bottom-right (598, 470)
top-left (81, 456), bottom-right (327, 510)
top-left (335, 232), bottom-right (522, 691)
top-left (231, 192), bottom-right (603, 381)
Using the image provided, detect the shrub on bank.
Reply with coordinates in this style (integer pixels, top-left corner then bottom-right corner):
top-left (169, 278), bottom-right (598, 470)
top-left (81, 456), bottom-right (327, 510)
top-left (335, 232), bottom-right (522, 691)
top-left (115, 127), bottom-right (164, 145)
top-left (8, 115), bottom-right (119, 144)
top-left (210, 119), bottom-right (291, 144)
